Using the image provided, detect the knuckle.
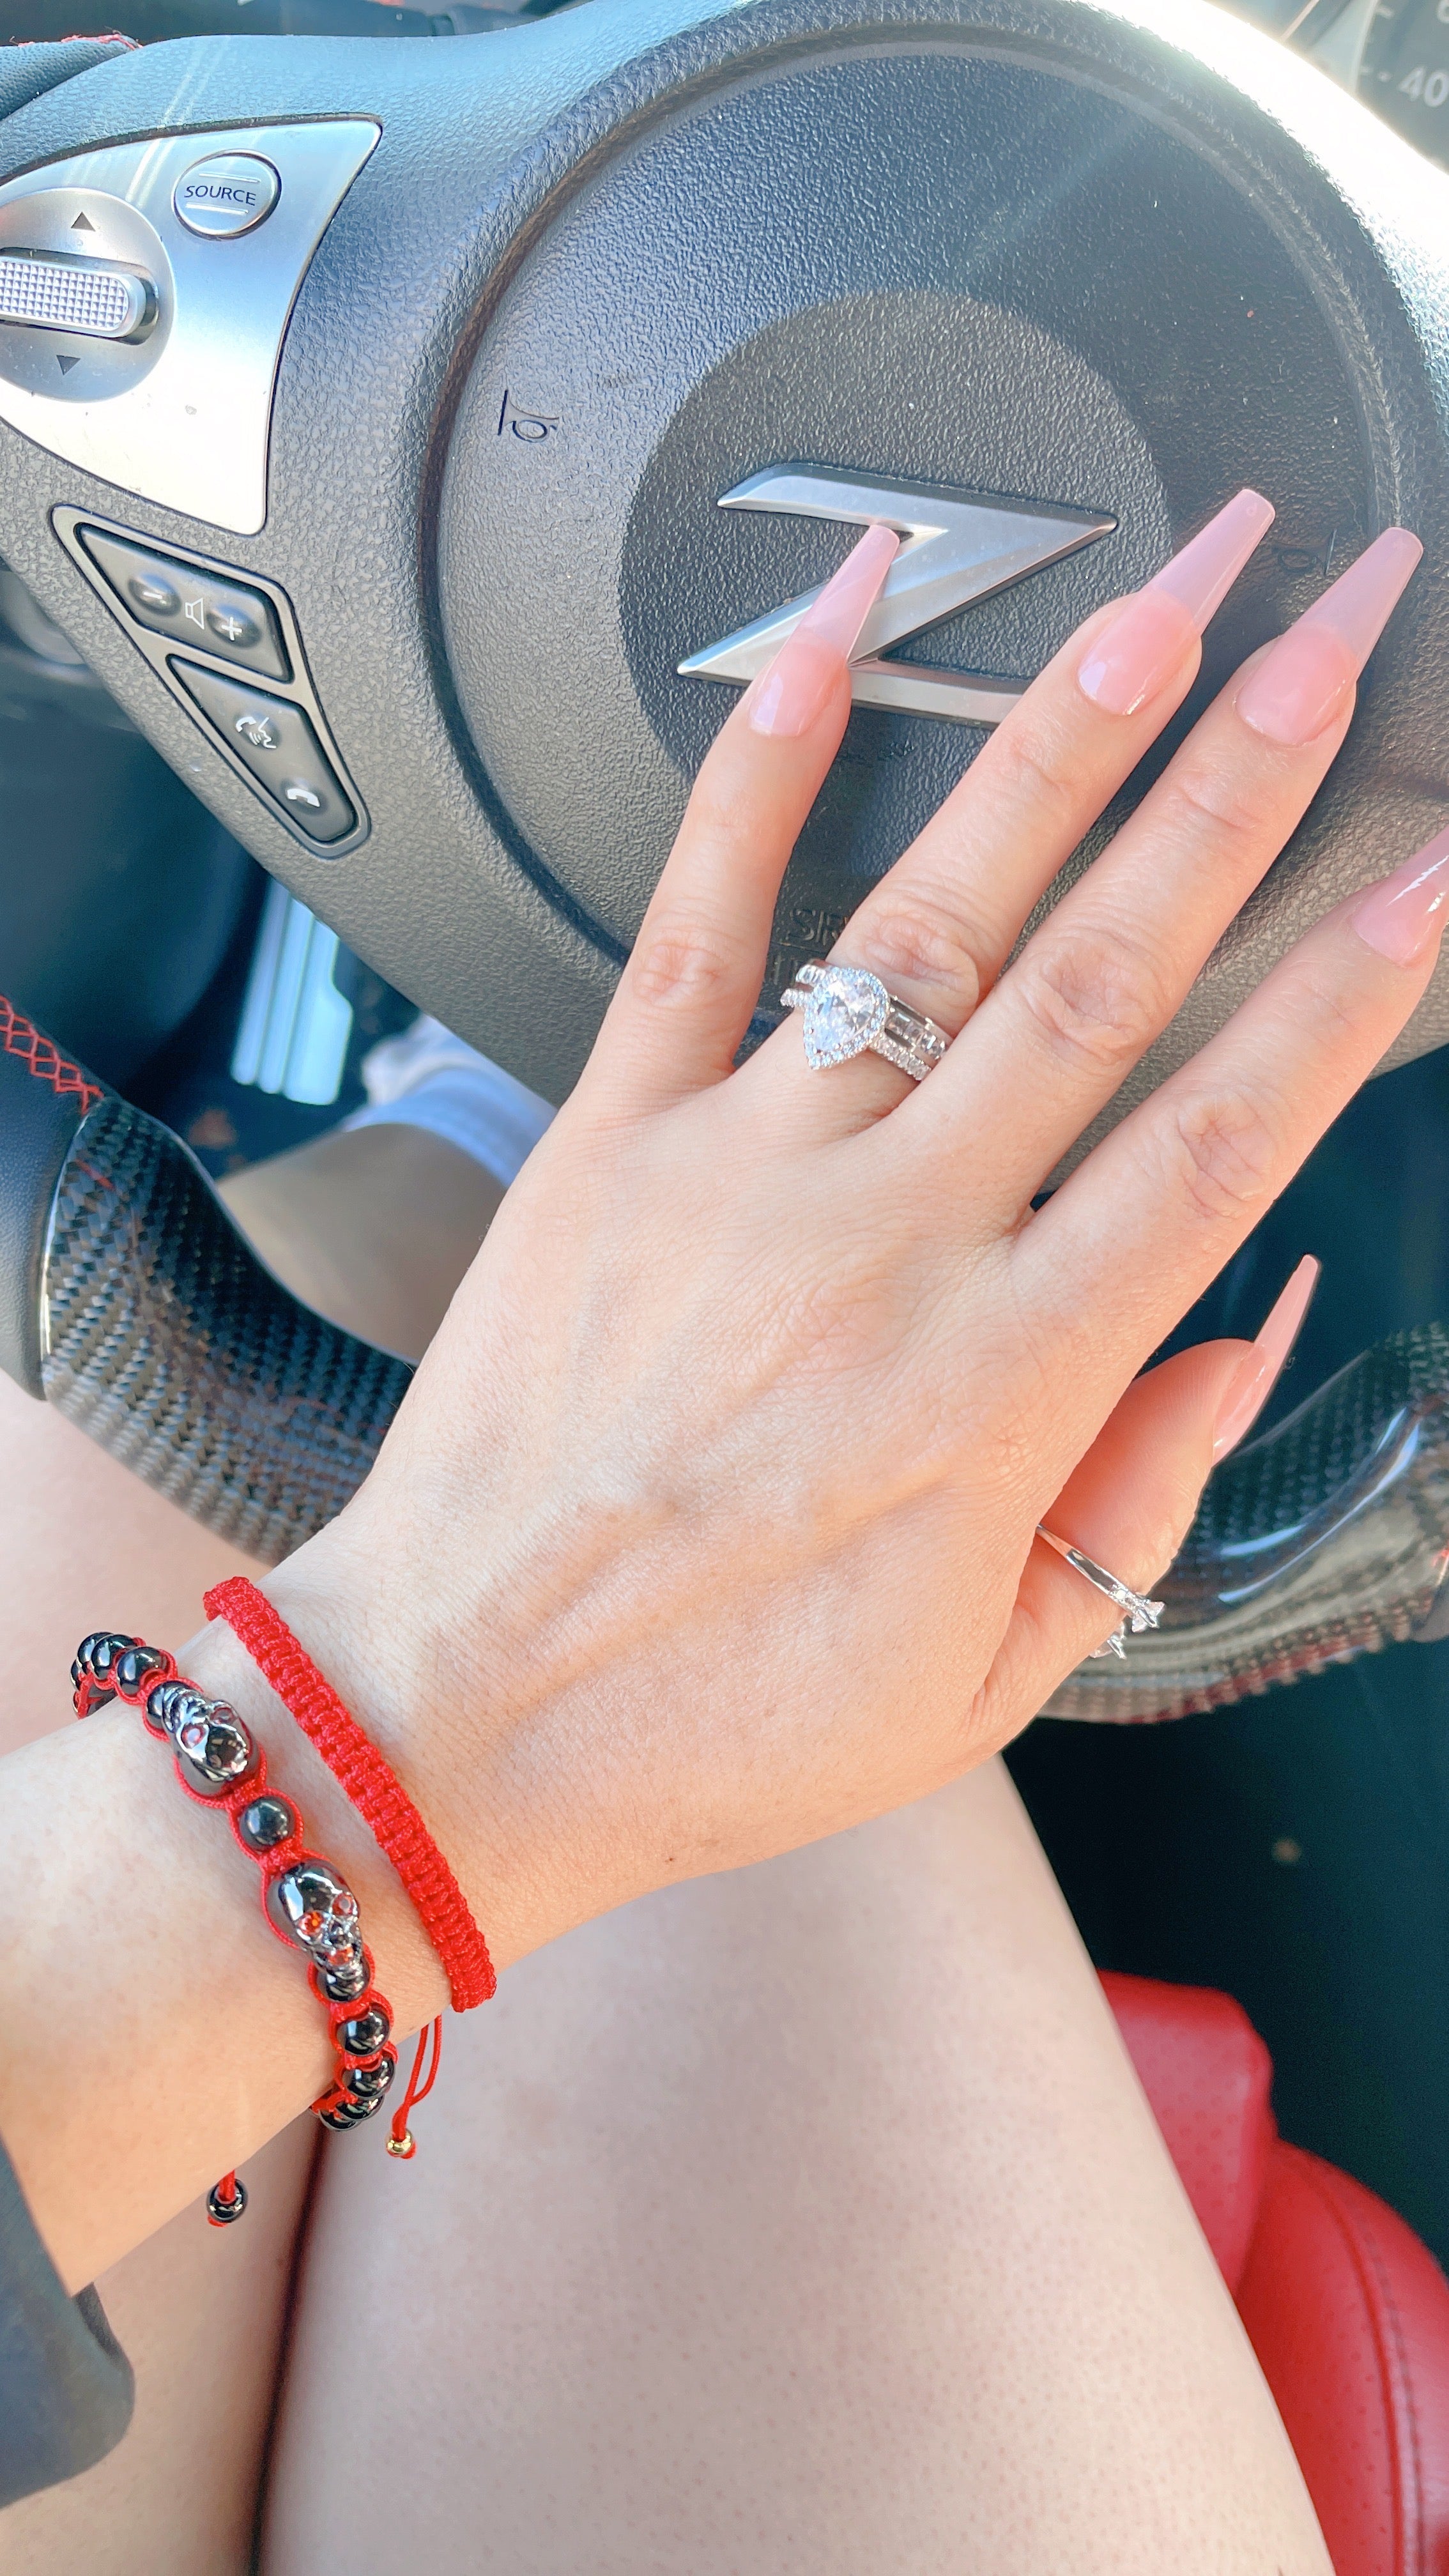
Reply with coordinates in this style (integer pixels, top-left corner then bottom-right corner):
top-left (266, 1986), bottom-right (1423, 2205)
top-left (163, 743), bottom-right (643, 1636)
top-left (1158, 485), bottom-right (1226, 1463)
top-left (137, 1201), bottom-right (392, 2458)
top-left (627, 912), bottom-right (742, 1012)
top-left (989, 713), bottom-right (1082, 826)
top-left (855, 893), bottom-right (985, 1015)
top-left (1158, 1089), bottom-right (1280, 1225)
top-left (1157, 760), bottom-right (1266, 848)
top-left (1013, 922), bottom-right (1165, 1075)
top-left (1296, 963), bottom-right (1368, 1046)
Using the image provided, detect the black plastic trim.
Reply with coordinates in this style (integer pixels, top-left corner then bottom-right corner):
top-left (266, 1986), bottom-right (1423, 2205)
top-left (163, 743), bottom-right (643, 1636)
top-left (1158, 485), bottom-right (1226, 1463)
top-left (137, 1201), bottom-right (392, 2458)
top-left (51, 503), bottom-right (369, 857)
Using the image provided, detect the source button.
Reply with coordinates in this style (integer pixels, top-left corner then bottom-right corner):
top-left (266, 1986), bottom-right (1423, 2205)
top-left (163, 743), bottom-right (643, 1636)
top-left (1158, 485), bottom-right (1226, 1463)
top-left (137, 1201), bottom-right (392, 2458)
top-left (173, 155), bottom-right (280, 240)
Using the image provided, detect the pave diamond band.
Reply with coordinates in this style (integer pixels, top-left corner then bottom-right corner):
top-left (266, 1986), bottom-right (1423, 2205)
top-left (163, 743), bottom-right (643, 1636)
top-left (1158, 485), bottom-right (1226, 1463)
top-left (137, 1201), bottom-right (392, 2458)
top-left (1034, 1524), bottom-right (1165, 1660)
top-left (781, 960), bottom-right (951, 1084)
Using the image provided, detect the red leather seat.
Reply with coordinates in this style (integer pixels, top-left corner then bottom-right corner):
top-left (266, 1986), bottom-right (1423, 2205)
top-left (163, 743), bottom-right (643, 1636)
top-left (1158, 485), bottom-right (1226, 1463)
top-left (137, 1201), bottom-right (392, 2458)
top-left (1103, 1972), bottom-right (1449, 2576)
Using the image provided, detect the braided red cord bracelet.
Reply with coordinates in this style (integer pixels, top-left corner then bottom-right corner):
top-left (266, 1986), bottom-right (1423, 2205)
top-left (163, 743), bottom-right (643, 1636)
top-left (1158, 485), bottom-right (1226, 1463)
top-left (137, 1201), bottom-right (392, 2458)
top-left (204, 1577), bottom-right (494, 2012)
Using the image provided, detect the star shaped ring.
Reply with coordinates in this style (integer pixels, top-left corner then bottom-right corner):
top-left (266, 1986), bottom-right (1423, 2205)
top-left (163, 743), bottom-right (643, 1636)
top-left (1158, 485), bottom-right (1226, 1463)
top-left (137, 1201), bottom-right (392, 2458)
top-left (781, 960), bottom-right (951, 1084)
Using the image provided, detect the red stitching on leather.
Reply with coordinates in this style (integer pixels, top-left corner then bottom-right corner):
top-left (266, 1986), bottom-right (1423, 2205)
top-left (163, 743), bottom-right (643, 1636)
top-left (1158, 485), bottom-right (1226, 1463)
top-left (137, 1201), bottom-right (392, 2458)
top-left (0, 995), bottom-right (102, 1116)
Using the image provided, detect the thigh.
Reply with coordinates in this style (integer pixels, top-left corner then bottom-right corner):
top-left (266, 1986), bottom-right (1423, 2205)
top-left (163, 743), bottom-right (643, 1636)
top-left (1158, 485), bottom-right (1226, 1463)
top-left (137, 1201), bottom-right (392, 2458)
top-left (0, 1374), bottom-right (259, 1754)
top-left (0, 1377), bottom-right (310, 2570)
top-left (0, 2122), bottom-right (316, 2576)
top-left (263, 1761), bottom-right (1323, 2576)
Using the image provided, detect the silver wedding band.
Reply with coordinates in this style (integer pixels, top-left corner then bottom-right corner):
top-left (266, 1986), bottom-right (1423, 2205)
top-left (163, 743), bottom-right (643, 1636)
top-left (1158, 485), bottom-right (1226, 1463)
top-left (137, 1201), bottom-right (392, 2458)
top-left (1035, 1524), bottom-right (1165, 1660)
top-left (781, 960), bottom-right (950, 1085)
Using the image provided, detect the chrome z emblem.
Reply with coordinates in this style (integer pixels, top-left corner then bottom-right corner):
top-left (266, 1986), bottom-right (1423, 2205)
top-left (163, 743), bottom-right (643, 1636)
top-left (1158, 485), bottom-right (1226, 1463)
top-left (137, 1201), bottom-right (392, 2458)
top-left (678, 466), bottom-right (1116, 726)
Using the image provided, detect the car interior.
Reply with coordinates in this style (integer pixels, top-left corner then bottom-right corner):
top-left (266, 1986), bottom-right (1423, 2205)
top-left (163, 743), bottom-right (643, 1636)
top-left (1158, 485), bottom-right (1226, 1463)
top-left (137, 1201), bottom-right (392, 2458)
top-left (6, 0), bottom-right (1449, 2559)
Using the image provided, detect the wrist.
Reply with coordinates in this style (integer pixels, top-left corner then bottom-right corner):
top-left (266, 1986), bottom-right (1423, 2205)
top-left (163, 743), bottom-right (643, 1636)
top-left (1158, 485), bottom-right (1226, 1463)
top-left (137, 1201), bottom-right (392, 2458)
top-left (224, 1513), bottom-right (535, 1974)
top-left (178, 1609), bottom-right (450, 2039)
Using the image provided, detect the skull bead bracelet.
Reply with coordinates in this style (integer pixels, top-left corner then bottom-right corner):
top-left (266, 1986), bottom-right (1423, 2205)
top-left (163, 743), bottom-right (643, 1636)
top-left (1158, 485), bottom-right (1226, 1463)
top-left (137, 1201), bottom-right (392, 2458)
top-left (70, 1589), bottom-right (491, 2226)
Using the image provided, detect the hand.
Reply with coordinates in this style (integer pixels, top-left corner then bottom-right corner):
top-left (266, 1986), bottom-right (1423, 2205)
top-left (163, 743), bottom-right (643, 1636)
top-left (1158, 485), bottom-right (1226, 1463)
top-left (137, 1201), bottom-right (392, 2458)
top-left (5, 493), bottom-right (1439, 2292)
top-left (267, 493), bottom-right (1438, 1968)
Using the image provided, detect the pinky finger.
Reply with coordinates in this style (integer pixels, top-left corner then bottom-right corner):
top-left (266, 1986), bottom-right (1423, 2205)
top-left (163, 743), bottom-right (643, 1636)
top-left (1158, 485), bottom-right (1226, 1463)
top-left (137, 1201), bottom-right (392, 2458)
top-left (978, 1338), bottom-right (1258, 1741)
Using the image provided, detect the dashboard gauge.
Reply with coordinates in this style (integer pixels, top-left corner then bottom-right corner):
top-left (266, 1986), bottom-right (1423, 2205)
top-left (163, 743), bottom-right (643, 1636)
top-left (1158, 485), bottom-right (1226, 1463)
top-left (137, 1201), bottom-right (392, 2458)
top-left (1358, 0), bottom-right (1449, 162)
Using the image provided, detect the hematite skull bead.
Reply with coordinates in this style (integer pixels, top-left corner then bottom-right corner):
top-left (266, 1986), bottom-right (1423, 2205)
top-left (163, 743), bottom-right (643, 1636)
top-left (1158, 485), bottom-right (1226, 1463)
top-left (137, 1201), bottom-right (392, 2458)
top-left (174, 1703), bottom-right (257, 1797)
top-left (267, 1857), bottom-right (362, 1964)
top-left (146, 1680), bottom-right (210, 1740)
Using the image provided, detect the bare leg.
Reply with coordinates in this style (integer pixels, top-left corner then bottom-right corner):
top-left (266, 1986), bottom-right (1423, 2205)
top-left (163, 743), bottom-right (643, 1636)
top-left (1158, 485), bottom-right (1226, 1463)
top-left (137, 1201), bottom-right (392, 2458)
top-left (0, 1371), bottom-right (314, 2575)
top-left (264, 1761), bottom-right (1329, 2576)
top-left (0, 1127), bottom-right (501, 2565)
top-left (0, 1155), bottom-right (1326, 2570)
top-left (218, 1126), bottom-right (502, 1361)
top-left (0, 1372), bottom-right (261, 1757)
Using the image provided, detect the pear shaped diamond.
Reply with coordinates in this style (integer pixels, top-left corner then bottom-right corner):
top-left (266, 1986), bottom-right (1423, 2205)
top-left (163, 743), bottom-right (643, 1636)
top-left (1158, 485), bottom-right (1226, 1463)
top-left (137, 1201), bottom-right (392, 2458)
top-left (800, 965), bottom-right (889, 1070)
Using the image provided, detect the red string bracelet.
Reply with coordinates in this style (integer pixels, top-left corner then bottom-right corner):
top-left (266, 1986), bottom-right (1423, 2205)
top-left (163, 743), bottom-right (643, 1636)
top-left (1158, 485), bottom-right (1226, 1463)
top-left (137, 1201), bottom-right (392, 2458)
top-left (72, 1630), bottom-right (401, 2223)
top-left (204, 1577), bottom-right (494, 2156)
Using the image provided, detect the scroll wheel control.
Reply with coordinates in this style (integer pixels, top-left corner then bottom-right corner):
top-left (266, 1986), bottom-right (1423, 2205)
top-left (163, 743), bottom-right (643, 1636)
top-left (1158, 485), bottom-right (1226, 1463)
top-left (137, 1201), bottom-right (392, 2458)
top-left (0, 249), bottom-right (157, 342)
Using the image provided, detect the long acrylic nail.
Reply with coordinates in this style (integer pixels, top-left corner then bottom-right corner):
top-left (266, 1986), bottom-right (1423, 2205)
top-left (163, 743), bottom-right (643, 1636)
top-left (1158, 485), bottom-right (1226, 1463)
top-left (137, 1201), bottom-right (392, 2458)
top-left (1351, 824), bottom-right (1449, 967)
top-left (1236, 526), bottom-right (1422, 746)
top-left (1078, 489), bottom-right (1275, 717)
top-left (748, 523), bottom-right (900, 738)
top-left (1212, 1255), bottom-right (1321, 1460)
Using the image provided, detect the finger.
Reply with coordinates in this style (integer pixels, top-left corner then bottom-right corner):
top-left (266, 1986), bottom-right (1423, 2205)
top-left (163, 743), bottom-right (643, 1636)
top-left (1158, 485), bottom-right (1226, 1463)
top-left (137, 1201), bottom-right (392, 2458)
top-left (1011, 829), bottom-right (1449, 1442)
top-left (918, 526), bottom-right (1422, 1207)
top-left (740, 489), bottom-right (1275, 1135)
top-left (977, 1339), bottom-right (1252, 1737)
top-left (586, 525), bottom-right (898, 1112)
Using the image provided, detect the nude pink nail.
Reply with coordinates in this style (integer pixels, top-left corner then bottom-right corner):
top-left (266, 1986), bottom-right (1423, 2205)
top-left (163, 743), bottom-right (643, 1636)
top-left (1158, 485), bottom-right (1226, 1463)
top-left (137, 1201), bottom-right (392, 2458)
top-left (1236, 526), bottom-right (1422, 746)
top-left (1350, 825), bottom-right (1449, 967)
top-left (1211, 1256), bottom-right (1321, 1460)
top-left (1077, 489), bottom-right (1275, 717)
top-left (748, 523), bottom-right (900, 738)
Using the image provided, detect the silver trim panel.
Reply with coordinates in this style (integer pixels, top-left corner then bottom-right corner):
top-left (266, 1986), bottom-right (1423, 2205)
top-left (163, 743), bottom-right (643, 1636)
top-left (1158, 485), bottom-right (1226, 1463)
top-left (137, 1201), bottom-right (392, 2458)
top-left (0, 122), bottom-right (379, 535)
top-left (678, 466), bottom-right (1116, 725)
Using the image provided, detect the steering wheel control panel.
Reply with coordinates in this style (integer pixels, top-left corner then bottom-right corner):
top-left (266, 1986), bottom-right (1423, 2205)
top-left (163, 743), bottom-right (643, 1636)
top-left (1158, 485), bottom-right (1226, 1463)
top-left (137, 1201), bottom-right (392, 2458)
top-left (55, 509), bottom-right (365, 854)
top-left (0, 121), bottom-right (378, 535)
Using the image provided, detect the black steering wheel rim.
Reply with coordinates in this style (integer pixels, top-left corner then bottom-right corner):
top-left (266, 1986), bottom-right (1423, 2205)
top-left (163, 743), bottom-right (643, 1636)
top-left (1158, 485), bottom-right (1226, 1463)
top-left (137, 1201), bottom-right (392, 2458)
top-left (0, 0), bottom-right (1446, 1128)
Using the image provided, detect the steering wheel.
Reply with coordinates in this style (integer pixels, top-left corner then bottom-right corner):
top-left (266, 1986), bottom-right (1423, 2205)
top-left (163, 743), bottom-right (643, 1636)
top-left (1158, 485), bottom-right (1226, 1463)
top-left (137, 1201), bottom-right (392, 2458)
top-left (3, 0), bottom-right (1449, 1715)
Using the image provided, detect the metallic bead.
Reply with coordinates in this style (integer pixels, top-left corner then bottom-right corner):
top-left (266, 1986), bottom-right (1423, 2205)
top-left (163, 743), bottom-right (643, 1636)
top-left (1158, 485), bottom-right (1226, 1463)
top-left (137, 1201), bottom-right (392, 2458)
top-left (73, 1630), bottom-right (133, 1682)
top-left (340, 2091), bottom-right (383, 2122)
top-left (205, 2177), bottom-right (248, 2225)
top-left (340, 2004), bottom-right (390, 2057)
top-left (318, 2096), bottom-right (381, 2131)
top-left (114, 1643), bottom-right (169, 1694)
top-left (267, 1857), bottom-right (361, 1963)
top-left (236, 1794), bottom-right (299, 1853)
top-left (319, 1952), bottom-right (370, 2004)
top-left (174, 1703), bottom-right (257, 1797)
top-left (72, 1630), bottom-right (135, 1699)
top-left (344, 2051), bottom-right (395, 2100)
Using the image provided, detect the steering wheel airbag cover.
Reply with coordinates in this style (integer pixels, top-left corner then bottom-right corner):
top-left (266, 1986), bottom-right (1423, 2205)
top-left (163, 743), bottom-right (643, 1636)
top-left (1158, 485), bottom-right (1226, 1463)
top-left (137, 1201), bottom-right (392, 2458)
top-left (1, 1), bottom-right (1448, 1123)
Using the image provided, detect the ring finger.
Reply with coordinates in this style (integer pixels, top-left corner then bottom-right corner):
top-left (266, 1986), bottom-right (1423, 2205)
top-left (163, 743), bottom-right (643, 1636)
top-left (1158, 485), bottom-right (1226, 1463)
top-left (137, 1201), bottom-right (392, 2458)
top-left (745, 486), bottom-right (1274, 1131)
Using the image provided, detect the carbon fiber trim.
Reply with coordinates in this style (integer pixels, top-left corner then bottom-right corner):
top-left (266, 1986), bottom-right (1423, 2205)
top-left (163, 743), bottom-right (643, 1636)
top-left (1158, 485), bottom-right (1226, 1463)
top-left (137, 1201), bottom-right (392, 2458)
top-left (29, 1092), bottom-right (1449, 1701)
top-left (1045, 1328), bottom-right (1449, 1722)
top-left (40, 1094), bottom-right (411, 1565)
